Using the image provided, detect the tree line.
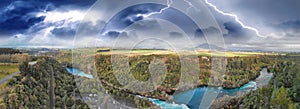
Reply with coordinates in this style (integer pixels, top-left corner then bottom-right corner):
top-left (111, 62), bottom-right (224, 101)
top-left (0, 58), bottom-right (89, 109)
top-left (215, 58), bottom-right (300, 109)
top-left (0, 48), bottom-right (22, 55)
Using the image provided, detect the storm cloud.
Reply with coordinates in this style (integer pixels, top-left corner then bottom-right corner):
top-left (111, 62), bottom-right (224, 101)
top-left (0, 0), bottom-right (96, 36)
top-left (0, 0), bottom-right (299, 51)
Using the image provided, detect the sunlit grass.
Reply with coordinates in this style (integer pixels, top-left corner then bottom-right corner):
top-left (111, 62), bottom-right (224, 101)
top-left (67, 48), bottom-right (279, 57)
top-left (97, 49), bottom-right (278, 57)
top-left (0, 65), bottom-right (19, 80)
top-left (0, 64), bottom-right (19, 105)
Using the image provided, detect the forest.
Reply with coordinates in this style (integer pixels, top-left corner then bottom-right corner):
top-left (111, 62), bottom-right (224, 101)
top-left (213, 56), bottom-right (300, 109)
top-left (0, 57), bottom-right (155, 109)
top-left (94, 53), bottom-right (274, 102)
top-left (1, 49), bottom-right (299, 109)
top-left (0, 48), bottom-right (22, 55)
top-left (0, 48), bottom-right (29, 63)
top-left (0, 58), bottom-right (89, 109)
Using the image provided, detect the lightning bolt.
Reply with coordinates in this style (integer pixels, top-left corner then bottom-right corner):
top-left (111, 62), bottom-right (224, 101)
top-left (204, 0), bottom-right (266, 38)
top-left (137, 0), bottom-right (173, 18)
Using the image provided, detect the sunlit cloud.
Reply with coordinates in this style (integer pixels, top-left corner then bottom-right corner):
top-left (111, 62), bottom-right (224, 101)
top-left (37, 10), bottom-right (85, 23)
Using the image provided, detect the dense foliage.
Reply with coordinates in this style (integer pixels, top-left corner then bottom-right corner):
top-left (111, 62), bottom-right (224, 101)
top-left (0, 58), bottom-right (89, 109)
top-left (0, 54), bottom-right (29, 63)
top-left (0, 57), bottom-right (155, 109)
top-left (0, 49), bottom-right (287, 109)
top-left (218, 59), bottom-right (300, 109)
top-left (223, 56), bottom-right (271, 88)
top-left (0, 48), bottom-right (21, 55)
top-left (94, 54), bottom-right (272, 101)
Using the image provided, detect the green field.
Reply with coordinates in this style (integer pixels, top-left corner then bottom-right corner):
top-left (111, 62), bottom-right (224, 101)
top-left (0, 65), bottom-right (19, 80)
top-left (58, 48), bottom-right (280, 58)
top-left (0, 65), bottom-right (18, 105)
top-left (95, 49), bottom-right (278, 57)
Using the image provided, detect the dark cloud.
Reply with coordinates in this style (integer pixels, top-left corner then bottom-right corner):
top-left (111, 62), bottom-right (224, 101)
top-left (273, 20), bottom-right (300, 33)
top-left (102, 3), bottom-right (164, 33)
top-left (195, 29), bottom-right (204, 38)
top-left (223, 22), bottom-right (253, 38)
top-left (222, 22), bottom-right (255, 44)
top-left (78, 20), bottom-right (105, 36)
top-left (224, 22), bottom-right (245, 37)
top-left (237, 0), bottom-right (300, 23)
top-left (51, 27), bottom-right (76, 39)
top-left (0, 0), bottom-right (11, 9)
top-left (129, 20), bottom-right (162, 30)
top-left (277, 20), bottom-right (300, 29)
top-left (194, 27), bottom-right (218, 38)
top-left (27, 20), bottom-right (65, 34)
top-left (0, 0), bottom-right (96, 37)
top-left (103, 3), bottom-right (202, 39)
top-left (104, 31), bottom-right (132, 39)
top-left (49, 20), bottom-right (107, 39)
top-left (0, 0), bottom-right (298, 50)
top-left (0, 1), bottom-right (46, 35)
top-left (211, 0), bottom-right (300, 24)
top-left (46, 0), bottom-right (97, 7)
top-left (203, 27), bottom-right (219, 35)
top-left (210, 0), bottom-right (300, 44)
top-left (118, 32), bottom-right (130, 39)
top-left (0, 15), bottom-right (45, 35)
top-left (0, 0), bottom-right (96, 9)
top-left (106, 31), bottom-right (120, 38)
top-left (169, 32), bottom-right (183, 39)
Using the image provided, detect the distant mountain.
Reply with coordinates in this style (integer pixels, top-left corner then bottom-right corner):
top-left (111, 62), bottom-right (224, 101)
top-left (195, 43), bottom-right (225, 51)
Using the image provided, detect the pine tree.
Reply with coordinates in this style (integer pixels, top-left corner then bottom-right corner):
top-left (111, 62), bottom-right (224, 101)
top-left (271, 86), bottom-right (295, 109)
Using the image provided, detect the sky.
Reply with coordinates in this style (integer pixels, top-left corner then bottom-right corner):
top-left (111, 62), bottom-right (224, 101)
top-left (0, 0), bottom-right (299, 51)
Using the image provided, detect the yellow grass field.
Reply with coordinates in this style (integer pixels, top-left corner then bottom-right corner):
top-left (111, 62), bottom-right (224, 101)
top-left (95, 49), bottom-right (278, 57)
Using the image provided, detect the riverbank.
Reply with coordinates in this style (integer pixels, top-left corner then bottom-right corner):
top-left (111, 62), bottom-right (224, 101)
top-left (147, 68), bottom-right (273, 109)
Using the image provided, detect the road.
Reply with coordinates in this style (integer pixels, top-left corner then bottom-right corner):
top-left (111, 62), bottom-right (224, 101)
top-left (0, 72), bottom-right (19, 85)
top-left (49, 65), bottom-right (54, 109)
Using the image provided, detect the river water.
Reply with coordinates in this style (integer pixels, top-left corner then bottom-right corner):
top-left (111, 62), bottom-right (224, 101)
top-left (148, 68), bottom-right (273, 109)
top-left (66, 68), bottom-right (272, 109)
top-left (66, 67), bottom-right (93, 78)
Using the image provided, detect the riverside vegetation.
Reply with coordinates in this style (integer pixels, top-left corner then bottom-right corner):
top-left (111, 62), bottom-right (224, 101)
top-left (211, 56), bottom-right (300, 109)
top-left (0, 58), bottom-right (89, 109)
top-left (0, 57), bottom-right (155, 109)
top-left (1, 48), bottom-right (299, 109)
top-left (94, 53), bottom-right (274, 103)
